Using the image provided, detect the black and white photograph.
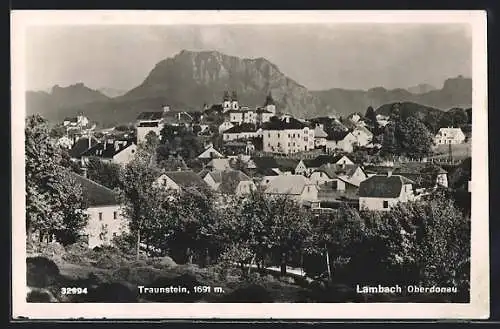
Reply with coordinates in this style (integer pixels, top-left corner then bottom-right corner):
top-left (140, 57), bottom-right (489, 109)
top-left (11, 10), bottom-right (489, 319)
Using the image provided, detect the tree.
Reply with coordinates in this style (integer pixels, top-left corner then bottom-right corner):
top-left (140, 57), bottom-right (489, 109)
top-left (390, 192), bottom-right (470, 290)
top-left (25, 114), bottom-right (88, 244)
top-left (85, 158), bottom-right (122, 189)
top-left (119, 153), bottom-right (161, 259)
top-left (364, 106), bottom-right (378, 130)
top-left (398, 116), bottom-right (434, 159)
top-left (381, 122), bottom-right (399, 158)
top-left (49, 125), bottom-right (67, 139)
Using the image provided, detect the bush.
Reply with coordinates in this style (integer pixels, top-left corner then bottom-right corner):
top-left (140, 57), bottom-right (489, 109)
top-left (142, 274), bottom-right (204, 302)
top-left (83, 283), bottom-right (138, 302)
top-left (221, 284), bottom-right (274, 303)
top-left (27, 257), bottom-right (60, 288)
top-left (26, 288), bottom-right (58, 302)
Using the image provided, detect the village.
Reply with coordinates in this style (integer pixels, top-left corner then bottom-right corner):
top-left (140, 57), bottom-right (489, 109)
top-left (24, 88), bottom-right (473, 304)
top-left (49, 91), bottom-right (471, 250)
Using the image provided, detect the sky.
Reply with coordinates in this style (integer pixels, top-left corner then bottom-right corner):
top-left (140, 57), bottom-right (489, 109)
top-left (25, 23), bottom-right (472, 92)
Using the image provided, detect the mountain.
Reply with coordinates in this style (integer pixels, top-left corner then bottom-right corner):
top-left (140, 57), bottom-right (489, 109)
top-left (406, 83), bottom-right (437, 94)
top-left (25, 50), bottom-right (471, 126)
top-left (26, 83), bottom-right (110, 121)
top-left (118, 50), bottom-right (331, 118)
top-left (312, 76), bottom-right (471, 118)
top-left (97, 87), bottom-right (128, 98)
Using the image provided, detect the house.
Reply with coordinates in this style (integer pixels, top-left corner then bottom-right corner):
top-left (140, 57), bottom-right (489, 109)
top-left (313, 124), bottom-right (328, 149)
top-left (310, 163), bottom-right (368, 188)
top-left (392, 162), bottom-right (448, 188)
top-left (295, 154), bottom-right (354, 176)
top-left (223, 123), bottom-right (260, 142)
top-left (71, 172), bottom-right (128, 249)
top-left (222, 140), bottom-right (256, 156)
top-left (226, 110), bottom-right (244, 125)
top-left (434, 127), bottom-right (466, 145)
top-left (153, 170), bottom-right (209, 192)
top-left (135, 111), bottom-right (165, 144)
top-left (80, 140), bottom-right (137, 166)
top-left (351, 125), bottom-right (373, 147)
top-left (242, 108), bottom-right (258, 124)
top-left (64, 114), bottom-right (90, 129)
top-left (205, 158), bottom-right (232, 171)
top-left (376, 114), bottom-right (390, 127)
top-left (262, 92), bottom-right (277, 115)
top-left (274, 158), bottom-right (300, 175)
top-left (219, 121), bottom-right (235, 134)
top-left (200, 169), bottom-right (257, 196)
top-left (262, 116), bottom-right (315, 154)
top-left (256, 108), bottom-right (274, 125)
top-left (325, 131), bottom-right (357, 153)
top-left (197, 145), bottom-right (224, 160)
top-left (358, 173), bottom-right (415, 211)
top-left (68, 136), bottom-right (100, 161)
top-left (222, 91), bottom-right (240, 112)
top-left (163, 109), bottom-right (193, 127)
top-left (264, 175), bottom-right (318, 205)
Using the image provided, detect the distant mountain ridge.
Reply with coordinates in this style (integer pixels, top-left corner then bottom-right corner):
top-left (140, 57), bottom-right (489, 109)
top-left (312, 75), bottom-right (471, 118)
top-left (25, 50), bottom-right (472, 126)
top-left (406, 83), bottom-right (437, 94)
top-left (26, 83), bottom-right (110, 120)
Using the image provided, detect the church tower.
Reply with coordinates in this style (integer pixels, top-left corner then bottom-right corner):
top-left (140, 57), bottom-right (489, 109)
top-left (222, 91), bottom-right (231, 112)
top-left (264, 92), bottom-right (276, 114)
top-left (231, 91), bottom-right (239, 110)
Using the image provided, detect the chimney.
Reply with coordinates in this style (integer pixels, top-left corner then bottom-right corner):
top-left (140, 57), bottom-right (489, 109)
top-left (81, 167), bottom-right (88, 178)
top-left (115, 141), bottom-right (119, 152)
top-left (387, 169), bottom-right (392, 177)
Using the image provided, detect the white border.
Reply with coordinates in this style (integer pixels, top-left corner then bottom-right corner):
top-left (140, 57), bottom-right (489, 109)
top-left (11, 10), bottom-right (489, 320)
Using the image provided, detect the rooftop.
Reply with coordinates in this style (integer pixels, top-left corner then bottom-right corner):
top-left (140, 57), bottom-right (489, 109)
top-left (80, 140), bottom-right (135, 159)
top-left (224, 123), bottom-right (259, 134)
top-left (262, 117), bottom-right (309, 131)
top-left (136, 111), bottom-right (164, 121)
top-left (162, 170), bottom-right (209, 190)
top-left (358, 174), bottom-right (415, 198)
top-left (264, 175), bottom-right (313, 195)
top-left (70, 172), bottom-right (120, 207)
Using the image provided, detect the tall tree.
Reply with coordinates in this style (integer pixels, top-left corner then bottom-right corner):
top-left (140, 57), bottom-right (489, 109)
top-left (25, 114), bottom-right (88, 244)
top-left (398, 116), bottom-right (434, 159)
top-left (119, 152), bottom-right (161, 259)
top-left (364, 106), bottom-right (378, 129)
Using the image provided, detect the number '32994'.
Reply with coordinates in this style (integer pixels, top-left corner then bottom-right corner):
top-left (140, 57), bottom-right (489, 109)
top-left (61, 287), bottom-right (88, 294)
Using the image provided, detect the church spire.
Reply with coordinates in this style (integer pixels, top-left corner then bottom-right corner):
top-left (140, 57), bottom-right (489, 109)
top-left (264, 92), bottom-right (275, 106)
top-left (231, 90), bottom-right (238, 101)
top-left (223, 90), bottom-right (230, 101)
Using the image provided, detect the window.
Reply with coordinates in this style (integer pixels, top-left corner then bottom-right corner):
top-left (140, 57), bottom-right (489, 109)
top-left (268, 133), bottom-right (270, 138)
top-left (98, 212), bottom-right (103, 221)
top-left (113, 211), bottom-right (118, 220)
top-left (383, 201), bottom-right (389, 209)
top-left (278, 133), bottom-right (280, 138)
top-left (307, 186), bottom-right (310, 192)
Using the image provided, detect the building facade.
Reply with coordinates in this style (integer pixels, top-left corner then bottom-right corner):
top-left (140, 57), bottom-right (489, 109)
top-left (262, 117), bottom-right (315, 154)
